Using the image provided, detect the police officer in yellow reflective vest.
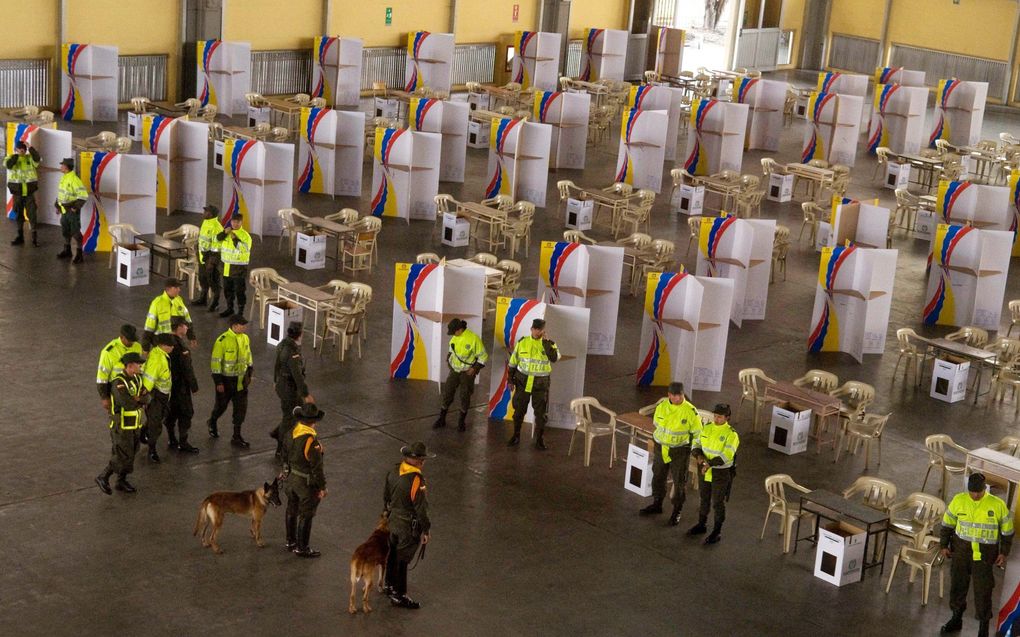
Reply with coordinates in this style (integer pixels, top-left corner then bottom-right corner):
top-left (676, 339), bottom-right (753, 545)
top-left (434, 319), bottom-right (488, 432)
top-left (689, 403), bottom-right (739, 544)
top-left (217, 213), bottom-right (252, 318)
top-left (96, 324), bottom-right (143, 412)
top-left (195, 204), bottom-right (223, 312)
top-left (508, 318), bottom-right (559, 450)
top-left (142, 333), bottom-right (175, 463)
top-left (639, 382), bottom-right (702, 526)
top-left (208, 315), bottom-right (253, 448)
top-left (95, 352), bottom-right (149, 495)
top-left (939, 472), bottom-right (1013, 637)
top-left (143, 277), bottom-right (195, 350)
top-left (5, 140), bottom-right (40, 246)
top-left (55, 157), bottom-right (88, 263)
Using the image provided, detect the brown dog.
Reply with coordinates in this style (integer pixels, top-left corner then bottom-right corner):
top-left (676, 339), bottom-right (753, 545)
top-left (349, 514), bottom-right (391, 614)
top-left (193, 477), bottom-right (282, 554)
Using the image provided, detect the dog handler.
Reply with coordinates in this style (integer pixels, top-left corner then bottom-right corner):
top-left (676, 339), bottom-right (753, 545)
top-left (274, 321), bottom-right (313, 462)
top-left (285, 403), bottom-right (327, 558)
top-left (384, 442), bottom-right (433, 610)
top-left (95, 352), bottom-right (149, 495)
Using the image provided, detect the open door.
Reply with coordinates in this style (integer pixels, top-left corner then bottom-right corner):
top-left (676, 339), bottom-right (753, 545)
top-left (799, 0), bottom-right (831, 71)
top-left (539, 0), bottom-right (571, 75)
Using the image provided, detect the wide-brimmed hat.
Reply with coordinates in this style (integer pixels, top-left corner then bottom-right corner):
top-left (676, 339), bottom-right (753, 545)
top-left (292, 403), bottom-right (325, 422)
top-left (400, 441), bottom-right (435, 459)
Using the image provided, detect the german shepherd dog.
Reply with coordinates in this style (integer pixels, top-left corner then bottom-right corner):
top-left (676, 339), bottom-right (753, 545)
top-left (349, 514), bottom-right (391, 614)
top-left (193, 477), bottom-right (282, 554)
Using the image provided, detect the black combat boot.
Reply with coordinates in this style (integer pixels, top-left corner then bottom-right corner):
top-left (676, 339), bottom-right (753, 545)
top-left (294, 517), bottom-right (321, 558)
top-left (704, 524), bottom-right (722, 544)
top-left (284, 512), bottom-right (298, 551)
top-left (432, 409), bottom-right (447, 429)
top-left (219, 307), bottom-right (234, 318)
top-left (31, 231), bottom-right (39, 247)
top-left (457, 412), bottom-right (467, 432)
top-left (507, 423), bottom-right (521, 447)
top-left (72, 248), bottom-right (83, 263)
top-left (11, 234), bottom-right (24, 245)
top-left (115, 474), bottom-right (137, 493)
top-left (207, 300), bottom-right (219, 313)
top-left (56, 245), bottom-right (71, 259)
top-left (167, 430), bottom-right (179, 450)
top-left (940, 609), bottom-right (963, 633)
top-left (208, 418), bottom-right (219, 438)
top-left (178, 435), bottom-right (200, 453)
top-left (535, 434), bottom-right (548, 451)
top-left (669, 506), bottom-right (683, 526)
top-left (193, 291), bottom-right (207, 306)
top-left (231, 425), bottom-right (250, 449)
top-left (95, 469), bottom-right (113, 495)
top-left (977, 620), bottom-right (989, 637)
top-left (148, 446), bottom-right (160, 463)
top-left (639, 501), bottom-right (663, 515)
top-left (687, 518), bottom-right (708, 536)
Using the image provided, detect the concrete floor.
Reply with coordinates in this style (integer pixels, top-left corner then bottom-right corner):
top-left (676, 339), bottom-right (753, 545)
top-left (2, 71), bottom-right (1020, 636)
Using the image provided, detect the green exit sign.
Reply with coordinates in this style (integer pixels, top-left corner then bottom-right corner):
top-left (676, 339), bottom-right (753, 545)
top-left (385, 7), bottom-right (392, 25)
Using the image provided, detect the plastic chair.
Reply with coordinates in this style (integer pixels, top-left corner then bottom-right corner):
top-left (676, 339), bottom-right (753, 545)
top-left (324, 208), bottom-right (359, 225)
top-left (737, 368), bottom-right (777, 433)
top-left (921, 435), bottom-right (968, 500)
top-left (350, 216), bottom-right (382, 265)
top-left (990, 365), bottom-right (1020, 417)
top-left (567, 397), bottom-right (618, 468)
top-left (686, 216), bottom-right (703, 256)
top-left (468, 252), bottom-right (498, 267)
top-left (760, 474), bottom-right (813, 554)
top-left (321, 310), bottom-right (364, 362)
top-left (885, 535), bottom-right (945, 606)
top-left (106, 223), bottom-right (139, 269)
top-left (893, 328), bottom-right (925, 385)
top-left (873, 147), bottom-right (890, 181)
top-left (792, 370), bottom-right (839, 393)
top-left (830, 381), bottom-right (875, 421)
top-left (835, 413), bottom-right (890, 470)
top-left (893, 188), bottom-right (920, 230)
top-left (162, 224), bottom-right (199, 242)
top-left (416, 252), bottom-right (440, 264)
top-left (277, 208), bottom-right (308, 254)
top-left (887, 493), bottom-right (947, 548)
top-left (799, 202), bottom-right (822, 244)
top-left (946, 326), bottom-right (988, 348)
top-left (988, 435), bottom-right (1020, 457)
top-left (341, 228), bottom-right (378, 276)
top-left (175, 237), bottom-right (200, 300)
top-left (668, 168), bottom-right (693, 205)
top-left (562, 230), bottom-right (596, 244)
top-left (248, 267), bottom-right (287, 328)
top-left (503, 201), bottom-right (535, 257)
top-left (842, 476), bottom-right (898, 512)
top-left (761, 157), bottom-right (778, 177)
top-left (771, 240), bottom-right (789, 283)
top-left (1007, 300), bottom-right (1020, 337)
top-left (557, 180), bottom-right (577, 207)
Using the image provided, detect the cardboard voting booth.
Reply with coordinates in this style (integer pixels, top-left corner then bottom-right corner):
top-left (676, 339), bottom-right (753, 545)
top-left (874, 67), bottom-right (926, 87)
top-left (537, 241), bottom-right (624, 355)
top-left (565, 198), bottom-right (594, 230)
top-left (930, 79), bottom-right (988, 148)
top-left (696, 215), bottom-right (776, 327)
top-left (405, 31), bottom-right (454, 94)
top-left (653, 27), bottom-right (685, 78)
top-left (141, 115), bottom-right (208, 213)
top-left (808, 245), bottom-right (897, 362)
top-left (579, 28), bottom-right (627, 82)
top-left (298, 107), bottom-right (365, 197)
top-left (931, 358), bottom-right (970, 403)
top-left (116, 244), bottom-right (150, 287)
top-left (441, 212), bottom-right (469, 247)
top-left (79, 151), bottom-right (158, 254)
top-left (683, 99), bottom-right (749, 176)
top-left (816, 72), bottom-right (868, 98)
top-left (4, 123), bottom-right (71, 227)
top-left (625, 443), bottom-right (654, 496)
top-left (60, 43), bottom-right (117, 122)
top-left (802, 92), bottom-right (863, 167)
top-left (769, 403), bottom-right (811, 455)
top-left (512, 31), bottom-right (562, 91)
top-left (220, 139), bottom-right (294, 237)
top-left (615, 109), bottom-right (667, 193)
top-left (674, 183), bottom-right (705, 214)
top-left (533, 91), bottom-right (589, 170)
top-left (814, 522), bottom-right (867, 586)
top-left (371, 128), bottom-right (442, 221)
top-left (409, 98), bottom-right (469, 183)
top-left (923, 224), bottom-right (1012, 329)
top-left (732, 78), bottom-right (786, 152)
top-left (487, 298), bottom-right (590, 429)
top-left (267, 301), bottom-right (304, 346)
top-left (295, 231), bottom-right (326, 270)
top-left (390, 262), bottom-right (486, 383)
top-left (867, 84), bottom-right (928, 155)
top-left (196, 40), bottom-right (251, 117)
top-left (826, 201), bottom-right (891, 249)
top-left (935, 180), bottom-right (1012, 232)
top-left (636, 271), bottom-right (734, 392)
top-left (627, 84), bottom-right (685, 161)
top-left (485, 118), bottom-right (552, 207)
top-left (312, 36), bottom-right (363, 107)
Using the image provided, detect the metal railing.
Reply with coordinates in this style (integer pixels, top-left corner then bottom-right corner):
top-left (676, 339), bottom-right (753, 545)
top-left (827, 34), bottom-right (881, 75)
top-left (251, 49), bottom-right (312, 96)
top-left (0, 58), bottom-right (49, 109)
top-left (119, 54), bottom-right (167, 102)
top-left (890, 44), bottom-right (1009, 101)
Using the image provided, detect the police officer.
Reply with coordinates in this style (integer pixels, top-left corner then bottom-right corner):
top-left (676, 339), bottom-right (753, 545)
top-left (143, 278), bottom-right (195, 350)
top-left (434, 318), bottom-right (488, 432)
top-left (96, 324), bottom-right (143, 412)
top-left (507, 318), bottom-right (559, 450)
top-left (274, 321), bottom-right (313, 462)
top-left (195, 204), bottom-right (223, 312)
top-left (55, 157), bottom-right (88, 263)
top-left (689, 403), bottom-right (739, 545)
top-left (166, 317), bottom-right (200, 453)
top-left (208, 315), bottom-right (253, 448)
top-left (217, 213), bottom-right (252, 318)
top-left (940, 472), bottom-right (1014, 637)
top-left (285, 403), bottom-right (327, 558)
top-left (5, 140), bottom-right (41, 246)
top-left (639, 382), bottom-right (702, 526)
top-left (95, 352), bottom-right (149, 495)
top-left (384, 441), bottom-right (433, 609)
top-left (142, 333), bottom-right (175, 462)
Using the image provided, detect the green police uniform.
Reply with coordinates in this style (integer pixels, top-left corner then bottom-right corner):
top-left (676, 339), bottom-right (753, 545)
top-left (208, 326), bottom-right (253, 443)
top-left (508, 335), bottom-right (559, 446)
top-left (142, 343), bottom-right (172, 454)
top-left (286, 422), bottom-right (326, 557)
top-left (384, 459), bottom-right (431, 601)
top-left (56, 167), bottom-right (87, 260)
top-left (217, 225), bottom-right (252, 316)
top-left (197, 215), bottom-right (223, 307)
top-left (105, 372), bottom-right (145, 477)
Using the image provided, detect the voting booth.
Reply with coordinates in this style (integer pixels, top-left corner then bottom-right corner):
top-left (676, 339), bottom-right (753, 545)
top-left (312, 36), bottom-right (363, 107)
top-left (196, 40), bottom-right (251, 117)
top-left (220, 139), bottom-right (294, 237)
top-left (405, 31), bottom-right (454, 94)
top-left (298, 107), bottom-right (365, 197)
top-left (485, 118), bottom-right (552, 207)
top-left (696, 215), bottom-right (776, 326)
top-left (534, 91), bottom-right (589, 170)
top-left (141, 115), bottom-right (208, 213)
top-left (923, 224), bottom-right (1011, 329)
top-left (930, 79), bottom-right (988, 148)
top-left (683, 99), bottom-right (749, 176)
top-left (79, 151), bottom-right (158, 254)
top-left (802, 92), bottom-right (863, 167)
top-left (732, 78), bottom-right (786, 152)
top-left (512, 31), bottom-right (561, 91)
top-left (409, 98), bottom-right (469, 183)
top-left (627, 84), bottom-right (685, 162)
top-left (615, 108), bottom-right (667, 193)
top-left (60, 43), bottom-right (118, 122)
top-left (4, 123), bottom-right (71, 227)
top-left (653, 27), bottom-right (685, 78)
top-left (867, 84), bottom-right (928, 155)
top-left (371, 128), bottom-right (442, 221)
top-left (579, 28), bottom-right (627, 82)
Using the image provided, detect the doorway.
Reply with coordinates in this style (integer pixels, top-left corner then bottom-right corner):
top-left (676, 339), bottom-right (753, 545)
top-left (800, 0), bottom-right (830, 71)
top-left (539, 0), bottom-right (571, 75)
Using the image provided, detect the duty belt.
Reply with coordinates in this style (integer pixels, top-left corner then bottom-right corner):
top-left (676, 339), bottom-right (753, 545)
top-left (289, 469), bottom-right (311, 480)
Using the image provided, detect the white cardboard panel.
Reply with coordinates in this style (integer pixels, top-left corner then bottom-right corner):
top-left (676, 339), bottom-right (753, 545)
top-left (616, 108), bottom-right (666, 193)
top-left (692, 276), bottom-right (734, 392)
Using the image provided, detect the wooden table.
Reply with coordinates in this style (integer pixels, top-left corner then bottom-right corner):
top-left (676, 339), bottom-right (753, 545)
top-left (887, 152), bottom-right (944, 192)
top-left (276, 281), bottom-right (336, 349)
top-left (692, 174), bottom-right (744, 213)
top-left (764, 381), bottom-right (843, 453)
top-left (794, 489), bottom-right (890, 577)
top-left (616, 411), bottom-right (655, 448)
top-left (445, 258), bottom-right (504, 287)
top-left (576, 187), bottom-right (641, 232)
top-left (263, 96), bottom-right (305, 133)
top-left (135, 233), bottom-right (188, 277)
top-left (456, 202), bottom-right (507, 252)
top-left (782, 163), bottom-right (835, 203)
top-left (481, 85), bottom-right (523, 112)
top-left (915, 336), bottom-right (998, 403)
top-left (951, 145), bottom-right (1007, 184)
top-left (302, 217), bottom-right (355, 268)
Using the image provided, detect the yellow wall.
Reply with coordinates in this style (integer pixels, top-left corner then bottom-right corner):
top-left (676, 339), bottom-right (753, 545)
top-left (0, 0), bottom-right (58, 59)
top-left (828, 0), bottom-right (884, 40)
top-left (568, 0), bottom-right (628, 40)
top-left (329, 1), bottom-right (450, 48)
top-left (886, 0), bottom-right (1015, 61)
top-left (457, 0), bottom-right (536, 43)
top-left (224, 0), bottom-right (322, 50)
top-left (65, 0), bottom-right (181, 102)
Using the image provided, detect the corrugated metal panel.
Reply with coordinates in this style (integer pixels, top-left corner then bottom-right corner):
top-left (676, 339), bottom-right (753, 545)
top-left (452, 44), bottom-right (495, 86)
top-left (890, 44), bottom-right (1008, 101)
top-left (564, 39), bottom-right (582, 78)
top-left (0, 59), bottom-right (49, 109)
top-left (251, 49), bottom-right (311, 96)
top-left (361, 47), bottom-right (407, 90)
top-left (119, 54), bottom-right (167, 102)
top-left (828, 34), bottom-right (880, 75)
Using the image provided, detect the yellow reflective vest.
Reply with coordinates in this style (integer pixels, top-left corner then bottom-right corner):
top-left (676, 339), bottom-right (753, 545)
top-left (219, 227), bottom-right (252, 276)
top-left (211, 329), bottom-right (252, 389)
top-left (943, 492), bottom-right (1014, 560)
top-left (6, 151), bottom-right (40, 191)
top-left (109, 373), bottom-right (144, 430)
top-left (198, 217), bottom-right (223, 262)
top-left (448, 329), bottom-right (488, 372)
top-left (653, 399), bottom-right (702, 449)
top-left (57, 171), bottom-right (88, 212)
top-left (142, 346), bottom-right (172, 394)
top-left (96, 337), bottom-right (144, 388)
top-left (694, 421), bottom-right (739, 482)
top-left (144, 291), bottom-right (192, 334)
top-left (509, 336), bottom-right (559, 392)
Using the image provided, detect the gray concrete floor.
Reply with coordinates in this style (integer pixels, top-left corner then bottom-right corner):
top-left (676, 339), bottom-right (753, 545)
top-left (2, 71), bottom-right (1020, 636)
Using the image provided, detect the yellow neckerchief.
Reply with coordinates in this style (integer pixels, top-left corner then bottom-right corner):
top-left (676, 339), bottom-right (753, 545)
top-left (292, 423), bottom-right (317, 439)
top-left (399, 461), bottom-right (422, 476)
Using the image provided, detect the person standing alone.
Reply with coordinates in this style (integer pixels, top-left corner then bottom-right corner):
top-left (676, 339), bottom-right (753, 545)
top-left (5, 140), bottom-right (41, 246)
top-left (434, 319), bottom-right (487, 432)
top-left (55, 157), bottom-right (87, 263)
